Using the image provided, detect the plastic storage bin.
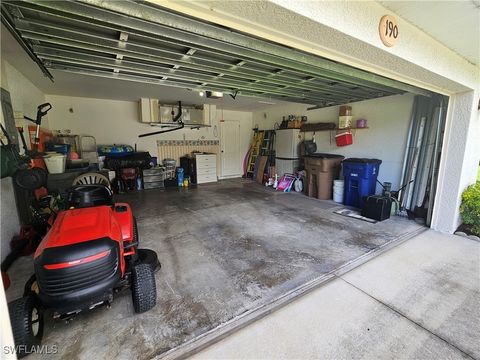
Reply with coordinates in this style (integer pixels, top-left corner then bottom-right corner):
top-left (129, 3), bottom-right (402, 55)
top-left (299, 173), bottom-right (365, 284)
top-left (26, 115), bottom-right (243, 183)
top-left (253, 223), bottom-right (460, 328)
top-left (338, 116), bottom-right (352, 129)
top-left (45, 143), bottom-right (70, 155)
top-left (43, 154), bottom-right (66, 174)
top-left (356, 119), bottom-right (368, 128)
top-left (143, 168), bottom-right (165, 190)
top-left (304, 154), bottom-right (344, 200)
top-left (333, 179), bottom-right (344, 203)
top-left (342, 158), bottom-right (382, 208)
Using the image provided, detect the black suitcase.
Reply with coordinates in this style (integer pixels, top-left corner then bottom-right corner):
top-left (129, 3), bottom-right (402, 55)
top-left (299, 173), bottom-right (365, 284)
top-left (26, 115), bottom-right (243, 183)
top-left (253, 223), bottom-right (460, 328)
top-left (361, 195), bottom-right (392, 221)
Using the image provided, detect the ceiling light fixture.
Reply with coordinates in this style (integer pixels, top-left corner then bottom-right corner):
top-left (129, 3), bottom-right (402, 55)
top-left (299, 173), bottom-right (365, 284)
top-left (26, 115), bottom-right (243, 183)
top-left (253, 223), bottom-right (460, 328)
top-left (206, 91), bottom-right (223, 99)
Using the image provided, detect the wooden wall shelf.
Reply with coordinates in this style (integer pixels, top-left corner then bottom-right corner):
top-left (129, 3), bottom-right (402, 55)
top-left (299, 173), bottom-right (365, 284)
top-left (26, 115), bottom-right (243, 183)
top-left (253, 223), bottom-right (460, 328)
top-left (336, 127), bottom-right (369, 131)
top-left (300, 126), bottom-right (369, 133)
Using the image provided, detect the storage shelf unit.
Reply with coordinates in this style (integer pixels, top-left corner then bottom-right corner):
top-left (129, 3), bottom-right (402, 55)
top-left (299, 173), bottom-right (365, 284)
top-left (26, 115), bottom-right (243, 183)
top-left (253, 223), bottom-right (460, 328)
top-left (337, 127), bottom-right (369, 130)
top-left (300, 124), bottom-right (369, 133)
top-left (142, 168), bottom-right (166, 189)
top-left (150, 123), bottom-right (211, 130)
top-left (195, 154), bottom-right (217, 184)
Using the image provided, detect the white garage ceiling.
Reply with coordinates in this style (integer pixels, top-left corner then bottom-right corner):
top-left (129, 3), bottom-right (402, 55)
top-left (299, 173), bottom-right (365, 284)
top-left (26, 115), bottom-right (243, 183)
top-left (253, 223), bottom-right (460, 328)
top-left (379, 0), bottom-right (480, 66)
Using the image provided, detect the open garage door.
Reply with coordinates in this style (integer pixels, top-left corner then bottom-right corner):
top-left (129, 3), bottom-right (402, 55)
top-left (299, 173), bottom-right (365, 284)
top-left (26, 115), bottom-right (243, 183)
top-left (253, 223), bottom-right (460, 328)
top-left (1, 0), bottom-right (432, 108)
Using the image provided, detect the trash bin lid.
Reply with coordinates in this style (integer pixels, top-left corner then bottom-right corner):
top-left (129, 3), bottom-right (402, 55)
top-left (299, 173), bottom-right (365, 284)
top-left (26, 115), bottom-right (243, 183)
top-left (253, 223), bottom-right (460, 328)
top-left (343, 158), bottom-right (382, 164)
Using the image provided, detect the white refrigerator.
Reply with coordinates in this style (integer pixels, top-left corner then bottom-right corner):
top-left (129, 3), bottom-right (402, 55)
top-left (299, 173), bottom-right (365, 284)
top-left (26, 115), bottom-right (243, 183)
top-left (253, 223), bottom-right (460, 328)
top-left (275, 129), bottom-right (302, 176)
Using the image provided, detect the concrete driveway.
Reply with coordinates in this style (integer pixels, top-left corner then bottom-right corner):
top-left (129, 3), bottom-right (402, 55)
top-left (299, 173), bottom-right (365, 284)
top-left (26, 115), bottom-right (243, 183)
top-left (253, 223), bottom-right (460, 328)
top-left (192, 230), bottom-right (480, 359)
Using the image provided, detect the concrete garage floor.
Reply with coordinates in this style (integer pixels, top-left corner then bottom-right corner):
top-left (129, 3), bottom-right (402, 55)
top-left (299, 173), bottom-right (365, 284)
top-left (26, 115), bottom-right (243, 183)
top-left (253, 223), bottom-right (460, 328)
top-left (6, 179), bottom-right (424, 359)
top-left (193, 230), bottom-right (480, 359)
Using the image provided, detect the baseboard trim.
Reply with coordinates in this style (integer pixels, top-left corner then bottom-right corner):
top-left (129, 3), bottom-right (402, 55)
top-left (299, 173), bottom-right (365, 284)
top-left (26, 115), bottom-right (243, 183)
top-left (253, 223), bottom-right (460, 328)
top-left (218, 174), bottom-right (242, 180)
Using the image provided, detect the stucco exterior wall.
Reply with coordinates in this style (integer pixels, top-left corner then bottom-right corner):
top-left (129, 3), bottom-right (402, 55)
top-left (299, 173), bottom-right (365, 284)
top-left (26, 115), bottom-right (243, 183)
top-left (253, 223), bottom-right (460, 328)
top-left (155, 0), bottom-right (477, 93)
top-left (431, 90), bottom-right (480, 232)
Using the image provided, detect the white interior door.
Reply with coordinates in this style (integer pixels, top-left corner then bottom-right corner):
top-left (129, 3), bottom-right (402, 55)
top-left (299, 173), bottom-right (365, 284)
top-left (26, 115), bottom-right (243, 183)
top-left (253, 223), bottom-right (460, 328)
top-left (220, 120), bottom-right (241, 178)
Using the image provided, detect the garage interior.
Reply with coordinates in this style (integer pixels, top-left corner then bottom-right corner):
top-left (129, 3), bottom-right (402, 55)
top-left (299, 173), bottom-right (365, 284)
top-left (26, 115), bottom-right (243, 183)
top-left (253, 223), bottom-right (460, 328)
top-left (0, 1), bottom-right (454, 359)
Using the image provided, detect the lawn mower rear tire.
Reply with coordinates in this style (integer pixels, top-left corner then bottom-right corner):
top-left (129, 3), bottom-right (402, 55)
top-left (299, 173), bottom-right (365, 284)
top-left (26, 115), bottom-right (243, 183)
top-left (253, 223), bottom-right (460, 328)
top-left (131, 263), bottom-right (156, 313)
top-left (8, 293), bottom-right (44, 358)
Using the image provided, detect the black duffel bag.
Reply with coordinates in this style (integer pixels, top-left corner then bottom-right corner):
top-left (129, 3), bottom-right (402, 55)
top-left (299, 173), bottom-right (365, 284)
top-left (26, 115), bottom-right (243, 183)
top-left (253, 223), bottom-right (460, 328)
top-left (104, 151), bottom-right (152, 170)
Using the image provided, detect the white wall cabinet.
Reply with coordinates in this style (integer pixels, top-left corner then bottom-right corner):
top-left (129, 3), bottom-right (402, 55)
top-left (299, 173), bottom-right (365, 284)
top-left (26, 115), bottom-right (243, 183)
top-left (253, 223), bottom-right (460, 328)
top-left (139, 98), bottom-right (159, 123)
top-left (139, 98), bottom-right (215, 126)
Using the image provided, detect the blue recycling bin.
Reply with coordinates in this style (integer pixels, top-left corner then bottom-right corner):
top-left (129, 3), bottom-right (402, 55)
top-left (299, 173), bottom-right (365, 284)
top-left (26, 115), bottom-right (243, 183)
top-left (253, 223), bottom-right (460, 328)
top-left (343, 158), bottom-right (382, 208)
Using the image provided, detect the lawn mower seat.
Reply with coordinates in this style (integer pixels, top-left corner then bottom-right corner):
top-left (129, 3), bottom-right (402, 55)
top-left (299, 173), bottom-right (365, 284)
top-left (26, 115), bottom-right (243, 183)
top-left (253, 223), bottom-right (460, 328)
top-left (67, 184), bottom-right (113, 208)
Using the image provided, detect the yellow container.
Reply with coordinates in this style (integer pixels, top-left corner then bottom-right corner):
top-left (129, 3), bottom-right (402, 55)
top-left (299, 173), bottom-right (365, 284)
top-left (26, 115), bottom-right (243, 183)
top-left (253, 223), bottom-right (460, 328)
top-left (338, 115), bottom-right (352, 129)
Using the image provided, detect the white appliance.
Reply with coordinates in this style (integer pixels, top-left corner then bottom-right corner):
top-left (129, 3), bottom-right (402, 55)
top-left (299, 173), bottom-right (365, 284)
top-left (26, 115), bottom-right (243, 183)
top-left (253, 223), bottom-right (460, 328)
top-left (275, 129), bottom-right (302, 176)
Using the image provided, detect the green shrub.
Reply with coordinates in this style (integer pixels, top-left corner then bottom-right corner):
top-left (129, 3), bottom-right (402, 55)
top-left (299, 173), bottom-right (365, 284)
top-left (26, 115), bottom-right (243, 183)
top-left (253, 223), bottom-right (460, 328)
top-left (460, 183), bottom-right (480, 236)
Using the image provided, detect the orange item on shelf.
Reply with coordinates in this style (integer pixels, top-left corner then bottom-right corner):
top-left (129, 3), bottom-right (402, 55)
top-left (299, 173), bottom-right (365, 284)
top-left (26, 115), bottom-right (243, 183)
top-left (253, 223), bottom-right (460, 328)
top-left (28, 126), bottom-right (53, 152)
top-left (339, 106), bottom-right (352, 116)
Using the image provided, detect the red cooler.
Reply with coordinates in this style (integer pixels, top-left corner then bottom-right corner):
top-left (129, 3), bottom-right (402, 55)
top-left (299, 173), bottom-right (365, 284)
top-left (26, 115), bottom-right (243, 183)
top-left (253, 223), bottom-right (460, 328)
top-left (335, 132), bottom-right (353, 147)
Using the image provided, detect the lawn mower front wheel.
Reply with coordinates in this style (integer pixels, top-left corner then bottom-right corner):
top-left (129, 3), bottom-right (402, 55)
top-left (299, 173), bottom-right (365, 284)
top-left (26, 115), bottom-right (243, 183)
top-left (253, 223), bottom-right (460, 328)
top-left (8, 293), bottom-right (44, 358)
top-left (136, 248), bottom-right (161, 272)
top-left (131, 263), bottom-right (156, 314)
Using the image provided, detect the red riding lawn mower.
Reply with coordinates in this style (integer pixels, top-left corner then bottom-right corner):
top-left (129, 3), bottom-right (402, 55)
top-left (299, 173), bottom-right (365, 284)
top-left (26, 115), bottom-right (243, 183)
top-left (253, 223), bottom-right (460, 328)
top-left (8, 184), bottom-right (160, 358)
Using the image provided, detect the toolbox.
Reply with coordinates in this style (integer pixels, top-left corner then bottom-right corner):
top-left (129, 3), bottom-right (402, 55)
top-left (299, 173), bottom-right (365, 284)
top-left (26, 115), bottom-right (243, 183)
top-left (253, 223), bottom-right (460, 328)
top-left (361, 195), bottom-right (392, 221)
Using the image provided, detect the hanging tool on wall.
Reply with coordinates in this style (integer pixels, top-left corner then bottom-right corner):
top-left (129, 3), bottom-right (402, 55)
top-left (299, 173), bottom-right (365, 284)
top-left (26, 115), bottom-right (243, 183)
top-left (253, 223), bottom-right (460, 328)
top-left (138, 101), bottom-right (184, 138)
top-left (0, 103), bottom-right (52, 187)
top-left (16, 126), bottom-right (29, 154)
top-left (24, 103), bottom-right (52, 153)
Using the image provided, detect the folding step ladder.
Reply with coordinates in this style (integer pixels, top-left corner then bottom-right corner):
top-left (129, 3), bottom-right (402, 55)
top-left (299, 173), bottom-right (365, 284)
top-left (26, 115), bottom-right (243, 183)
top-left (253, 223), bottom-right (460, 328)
top-left (246, 130), bottom-right (264, 178)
